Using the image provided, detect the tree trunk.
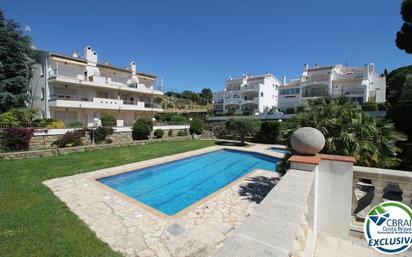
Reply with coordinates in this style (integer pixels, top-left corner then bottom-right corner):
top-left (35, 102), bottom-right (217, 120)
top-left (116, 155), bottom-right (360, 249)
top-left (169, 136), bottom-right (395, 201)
top-left (240, 134), bottom-right (245, 145)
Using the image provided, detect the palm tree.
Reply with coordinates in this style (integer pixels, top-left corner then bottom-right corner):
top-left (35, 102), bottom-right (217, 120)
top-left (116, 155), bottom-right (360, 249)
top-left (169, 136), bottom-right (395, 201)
top-left (283, 98), bottom-right (407, 168)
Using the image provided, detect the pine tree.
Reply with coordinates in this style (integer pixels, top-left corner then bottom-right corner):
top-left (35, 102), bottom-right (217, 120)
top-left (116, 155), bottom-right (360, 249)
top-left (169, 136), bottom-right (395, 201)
top-left (396, 0), bottom-right (412, 54)
top-left (0, 9), bottom-right (35, 112)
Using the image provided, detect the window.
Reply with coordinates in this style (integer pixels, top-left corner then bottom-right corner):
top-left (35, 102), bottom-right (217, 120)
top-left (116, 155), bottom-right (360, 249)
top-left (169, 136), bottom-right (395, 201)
top-left (261, 92), bottom-right (264, 97)
top-left (41, 87), bottom-right (45, 100)
top-left (280, 88), bottom-right (299, 95)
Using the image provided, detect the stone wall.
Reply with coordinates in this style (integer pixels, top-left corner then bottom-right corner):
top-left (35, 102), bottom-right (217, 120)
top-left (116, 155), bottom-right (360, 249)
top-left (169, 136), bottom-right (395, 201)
top-left (29, 127), bottom-right (191, 151)
top-left (1, 137), bottom-right (193, 160)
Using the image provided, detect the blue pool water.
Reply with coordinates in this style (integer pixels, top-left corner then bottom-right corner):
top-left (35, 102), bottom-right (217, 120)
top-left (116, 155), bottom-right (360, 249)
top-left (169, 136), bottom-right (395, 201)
top-left (270, 148), bottom-right (291, 154)
top-left (98, 150), bottom-right (278, 215)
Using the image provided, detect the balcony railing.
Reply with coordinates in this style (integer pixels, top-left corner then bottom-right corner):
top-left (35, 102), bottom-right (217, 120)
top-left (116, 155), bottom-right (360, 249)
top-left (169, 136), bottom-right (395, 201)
top-left (352, 166), bottom-right (412, 222)
top-left (49, 68), bottom-right (158, 92)
top-left (49, 95), bottom-right (159, 108)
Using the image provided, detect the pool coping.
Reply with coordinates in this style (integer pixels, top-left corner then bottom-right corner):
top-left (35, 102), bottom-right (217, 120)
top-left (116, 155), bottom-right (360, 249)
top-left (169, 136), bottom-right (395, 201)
top-left (87, 145), bottom-right (283, 219)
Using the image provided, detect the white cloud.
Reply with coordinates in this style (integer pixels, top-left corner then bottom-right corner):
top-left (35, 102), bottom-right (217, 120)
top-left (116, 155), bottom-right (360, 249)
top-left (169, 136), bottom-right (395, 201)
top-left (24, 25), bottom-right (32, 32)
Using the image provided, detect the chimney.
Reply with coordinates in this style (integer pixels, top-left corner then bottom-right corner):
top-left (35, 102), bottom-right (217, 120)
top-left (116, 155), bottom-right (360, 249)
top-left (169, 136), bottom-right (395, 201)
top-left (304, 64), bottom-right (309, 71)
top-left (84, 45), bottom-right (97, 63)
top-left (130, 61), bottom-right (136, 74)
top-left (72, 50), bottom-right (79, 58)
top-left (369, 63), bottom-right (375, 73)
top-left (282, 75), bottom-right (286, 85)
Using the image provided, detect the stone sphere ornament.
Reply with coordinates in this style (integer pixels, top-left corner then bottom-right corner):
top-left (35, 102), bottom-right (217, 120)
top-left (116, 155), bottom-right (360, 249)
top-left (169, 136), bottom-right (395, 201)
top-left (290, 127), bottom-right (325, 155)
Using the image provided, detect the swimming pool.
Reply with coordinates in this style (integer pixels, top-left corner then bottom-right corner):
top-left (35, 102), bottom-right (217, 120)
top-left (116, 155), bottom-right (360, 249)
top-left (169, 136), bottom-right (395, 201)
top-left (98, 149), bottom-right (279, 216)
top-left (270, 147), bottom-right (291, 154)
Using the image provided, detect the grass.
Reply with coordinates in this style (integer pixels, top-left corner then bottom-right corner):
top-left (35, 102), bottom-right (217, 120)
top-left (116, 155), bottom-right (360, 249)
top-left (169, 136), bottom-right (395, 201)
top-left (0, 140), bottom-right (216, 257)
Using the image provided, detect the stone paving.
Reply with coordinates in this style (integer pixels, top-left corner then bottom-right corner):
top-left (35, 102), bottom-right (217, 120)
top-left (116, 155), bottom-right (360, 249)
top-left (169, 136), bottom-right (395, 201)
top-left (43, 145), bottom-right (281, 257)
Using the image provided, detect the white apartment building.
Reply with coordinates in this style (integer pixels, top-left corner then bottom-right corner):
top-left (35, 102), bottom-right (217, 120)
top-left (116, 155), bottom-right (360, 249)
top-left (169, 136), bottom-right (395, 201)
top-left (29, 45), bottom-right (163, 127)
top-left (278, 63), bottom-right (386, 112)
top-left (213, 74), bottom-right (280, 114)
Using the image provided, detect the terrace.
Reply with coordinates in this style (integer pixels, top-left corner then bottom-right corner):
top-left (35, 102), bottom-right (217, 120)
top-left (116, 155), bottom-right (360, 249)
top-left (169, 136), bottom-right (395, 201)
top-left (1, 130), bottom-right (411, 257)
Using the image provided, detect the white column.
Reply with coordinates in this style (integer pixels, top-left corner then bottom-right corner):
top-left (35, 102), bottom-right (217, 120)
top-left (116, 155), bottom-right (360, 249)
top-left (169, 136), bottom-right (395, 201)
top-left (316, 157), bottom-right (355, 238)
top-left (370, 179), bottom-right (386, 209)
top-left (399, 182), bottom-right (412, 208)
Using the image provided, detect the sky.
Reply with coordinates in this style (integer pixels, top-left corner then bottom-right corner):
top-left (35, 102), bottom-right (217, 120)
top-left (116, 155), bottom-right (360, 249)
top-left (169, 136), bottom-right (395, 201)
top-left (2, 0), bottom-right (411, 92)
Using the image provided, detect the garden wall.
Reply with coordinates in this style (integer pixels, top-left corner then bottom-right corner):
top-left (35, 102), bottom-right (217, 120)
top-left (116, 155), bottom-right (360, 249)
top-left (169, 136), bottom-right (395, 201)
top-left (28, 125), bottom-right (190, 150)
top-left (0, 137), bottom-right (193, 160)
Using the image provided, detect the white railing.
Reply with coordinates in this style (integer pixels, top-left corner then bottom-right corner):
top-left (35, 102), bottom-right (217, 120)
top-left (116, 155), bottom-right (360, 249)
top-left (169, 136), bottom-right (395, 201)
top-left (352, 166), bottom-right (412, 220)
top-left (49, 68), bottom-right (158, 93)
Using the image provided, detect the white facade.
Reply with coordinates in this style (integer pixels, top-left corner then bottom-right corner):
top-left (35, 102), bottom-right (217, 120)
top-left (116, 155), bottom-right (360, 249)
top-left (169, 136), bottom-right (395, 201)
top-left (213, 74), bottom-right (280, 114)
top-left (29, 46), bottom-right (163, 127)
top-left (278, 63), bottom-right (386, 112)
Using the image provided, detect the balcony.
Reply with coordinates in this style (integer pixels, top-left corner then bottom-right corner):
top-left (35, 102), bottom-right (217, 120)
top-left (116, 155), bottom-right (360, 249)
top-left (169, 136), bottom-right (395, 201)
top-left (48, 95), bottom-right (162, 112)
top-left (242, 97), bottom-right (259, 104)
top-left (48, 68), bottom-right (163, 96)
top-left (241, 84), bottom-right (260, 92)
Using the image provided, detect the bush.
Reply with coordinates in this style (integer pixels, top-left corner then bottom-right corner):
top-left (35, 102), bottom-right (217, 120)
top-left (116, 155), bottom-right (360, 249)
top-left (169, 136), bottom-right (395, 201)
top-left (168, 129), bottom-right (173, 137)
top-left (45, 119), bottom-right (65, 129)
top-left (242, 110), bottom-right (252, 116)
top-left (177, 130), bottom-right (189, 136)
top-left (189, 118), bottom-right (204, 135)
top-left (387, 101), bottom-right (412, 140)
top-left (91, 126), bottom-right (114, 143)
top-left (169, 115), bottom-right (187, 125)
top-left (225, 118), bottom-right (261, 144)
top-left (132, 118), bottom-right (153, 140)
top-left (0, 112), bottom-right (17, 122)
top-left (52, 129), bottom-right (85, 148)
top-left (377, 102), bottom-right (387, 111)
top-left (154, 129), bottom-right (164, 138)
top-left (0, 128), bottom-right (34, 151)
top-left (136, 117), bottom-right (153, 129)
top-left (256, 121), bottom-right (282, 143)
top-left (101, 114), bottom-right (116, 127)
top-left (361, 102), bottom-right (378, 111)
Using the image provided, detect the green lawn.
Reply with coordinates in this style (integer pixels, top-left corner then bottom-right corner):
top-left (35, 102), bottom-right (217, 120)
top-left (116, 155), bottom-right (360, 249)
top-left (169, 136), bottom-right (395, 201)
top-left (0, 140), bottom-right (216, 257)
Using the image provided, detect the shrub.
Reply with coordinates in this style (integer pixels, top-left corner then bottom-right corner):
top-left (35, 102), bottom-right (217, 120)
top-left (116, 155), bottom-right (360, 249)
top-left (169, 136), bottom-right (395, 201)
top-left (154, 129), bottom-right (164, 138)
top-left (177, 130), bottom-right (189, 136)
top-left (168, 129), bottom-right (173, 137)
top-left (283, 98), bottom-right (407, 168)
top-left (136, 117), bottom-right (153, 129)
top-left (45, 119), bottom-right (65, 129)
top-left (101, 114), bottom-right (116, 127)
top-left (169, 115), bottom-right (187, 125)
top-left (189, 118), bottom-right (204, 135)
top-left (91, 126), bottom-right (114, 143)
top-left (53, 129), bottom-right (85, 148)
top-left (132, 118), bottom-right (152, 140)
top-left (225, 118), bottom-right (261, 144)
top-left (0, 128), bottom-right (34, 151)
top-left (377, 102), bottom-right (387, 111)
top-left (242, 110), bottom-right (252, 116)
top-left (256, 121), bottom-right (282, 143)
top-left (0, 112), bottom-right (17, 122)
top-left (361, 102), bottom-right (378, 111)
